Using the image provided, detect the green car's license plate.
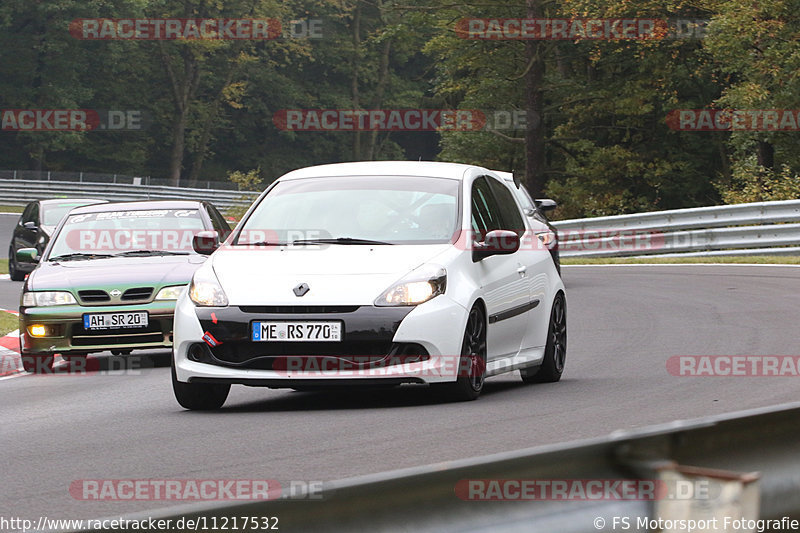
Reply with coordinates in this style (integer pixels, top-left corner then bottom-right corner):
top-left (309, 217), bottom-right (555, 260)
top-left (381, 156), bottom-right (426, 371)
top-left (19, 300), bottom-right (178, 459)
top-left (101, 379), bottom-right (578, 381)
top-left (83, 311), bottom-right (149, 330)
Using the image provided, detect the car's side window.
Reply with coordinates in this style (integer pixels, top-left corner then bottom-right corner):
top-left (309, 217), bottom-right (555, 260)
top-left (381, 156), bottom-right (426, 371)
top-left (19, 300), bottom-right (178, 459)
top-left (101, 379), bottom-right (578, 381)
top-left (21, 203), bottom-right (35, 225)
top-left (471, 177), bottom-right (503, 240)
top-left (487, 177), bottom-right (526, 236)
top-left (206, 205), bottom-right (232, 239)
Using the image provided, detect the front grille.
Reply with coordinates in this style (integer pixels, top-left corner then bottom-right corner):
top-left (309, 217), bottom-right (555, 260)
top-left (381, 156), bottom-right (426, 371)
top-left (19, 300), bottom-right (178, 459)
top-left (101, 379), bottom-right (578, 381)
top-left (72, 332), bottom-right (165, 346)
top-left (195, 306), bottom-right (414, 368)
top-left (200, 342), bottom-right (428, 370)
top-left (71, 318), bottom-right (167, 346)
top-left (122, 287), bottom-right (153, 301)
top-left (207, 339), bottom-right (394, 365)
top-left (78, 290), bottom-right (110, 303)
top-left (239, 305), bottom-right (360, 314)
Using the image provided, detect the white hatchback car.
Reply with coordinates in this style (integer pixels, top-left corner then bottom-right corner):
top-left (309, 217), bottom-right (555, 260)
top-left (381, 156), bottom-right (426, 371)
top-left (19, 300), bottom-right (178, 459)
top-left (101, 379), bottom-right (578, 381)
top-left (172, 162), bottom-right (566, 409)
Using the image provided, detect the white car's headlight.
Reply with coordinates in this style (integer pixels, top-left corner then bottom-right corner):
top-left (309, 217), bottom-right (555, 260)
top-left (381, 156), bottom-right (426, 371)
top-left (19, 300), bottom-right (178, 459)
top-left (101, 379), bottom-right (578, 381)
top-left (22, 291), bottom-right (77, 307)
top-left (155, 285), bottom-right (185, 301)
top-left (375, 265), bottom-right (446, 306)
top-left (188, 269), bottom-right (228, 307)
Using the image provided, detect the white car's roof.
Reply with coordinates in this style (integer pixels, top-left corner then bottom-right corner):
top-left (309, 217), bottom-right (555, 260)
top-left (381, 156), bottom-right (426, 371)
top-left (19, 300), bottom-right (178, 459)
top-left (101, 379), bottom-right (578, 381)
top-left (279, 161), bottom-right (497, 182)
top-left (492, 170), bottom-right (514, 182)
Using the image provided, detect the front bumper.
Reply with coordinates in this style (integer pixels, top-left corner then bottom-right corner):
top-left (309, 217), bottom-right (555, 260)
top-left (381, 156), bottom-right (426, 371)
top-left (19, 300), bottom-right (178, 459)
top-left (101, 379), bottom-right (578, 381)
top-left (19, 301), bottom-right (177, 355)
top-left (173, 294), bottom-right (468, 387)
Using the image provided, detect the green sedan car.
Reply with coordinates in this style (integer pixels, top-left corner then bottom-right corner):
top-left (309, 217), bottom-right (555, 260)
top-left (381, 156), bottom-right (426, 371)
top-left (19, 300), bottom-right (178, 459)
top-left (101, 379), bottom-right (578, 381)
top-left (17, 200), bottom-right (231, 373)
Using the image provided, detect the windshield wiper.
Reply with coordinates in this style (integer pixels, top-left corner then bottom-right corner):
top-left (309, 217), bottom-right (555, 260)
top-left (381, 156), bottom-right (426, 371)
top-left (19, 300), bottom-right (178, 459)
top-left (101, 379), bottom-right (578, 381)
top-left (49, 253), bottom-right (113, 261)
top-left (292, 237), bottom-right (393, 246)
top-left (240, 241), bottom-right (288, 246)
top-left (113, 250), bottom-right (191, 256)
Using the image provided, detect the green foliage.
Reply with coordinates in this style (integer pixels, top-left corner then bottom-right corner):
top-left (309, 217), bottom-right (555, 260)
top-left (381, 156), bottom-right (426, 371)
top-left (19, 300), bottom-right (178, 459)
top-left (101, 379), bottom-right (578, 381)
top-left (0, 309), bottom-right (17, 337)
top-left (226, 167), bottom-right (263, 218)
top-left (228, 167), bottom-right (263, 191)
top-left (2, 0), bottom-right (799, 217)
top-left (718, 159), bottom-right (800, 204)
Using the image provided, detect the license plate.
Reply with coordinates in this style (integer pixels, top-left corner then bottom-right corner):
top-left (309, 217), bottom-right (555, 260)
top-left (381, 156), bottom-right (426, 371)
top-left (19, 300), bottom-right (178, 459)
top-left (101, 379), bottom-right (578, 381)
top-left (252, 321), bottom-right (343, 342)
top-left (83, 312), bottom-right (148, 330)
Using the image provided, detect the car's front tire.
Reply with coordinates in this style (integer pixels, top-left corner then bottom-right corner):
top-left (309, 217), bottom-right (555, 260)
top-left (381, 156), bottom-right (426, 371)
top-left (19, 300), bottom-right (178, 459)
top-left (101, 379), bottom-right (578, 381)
top-left (521, 292), bottom-right (566, 383)
top-left (21, 354), bottom-right (54, 373)
top-left (8, 246), bottom-right (25, 281)
top-left (436, 304), bottom-right (486, 401)
top-left (171, 360), bottom-right (230, 410)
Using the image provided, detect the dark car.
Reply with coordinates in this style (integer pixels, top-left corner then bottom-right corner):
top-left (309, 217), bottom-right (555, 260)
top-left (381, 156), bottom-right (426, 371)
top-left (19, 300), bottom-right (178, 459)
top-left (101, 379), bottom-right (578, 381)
top-left (8, 198), bottom-right (108, 281)
top-left (495, 171), bottom-right (561, 274)
top-left (16, 200), bottom-right (231, 373)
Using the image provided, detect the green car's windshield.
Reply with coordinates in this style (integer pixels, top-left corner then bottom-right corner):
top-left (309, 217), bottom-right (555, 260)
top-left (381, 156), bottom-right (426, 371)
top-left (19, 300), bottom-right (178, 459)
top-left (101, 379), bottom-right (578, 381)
top-left (47, 209), bottom-right (205, 259)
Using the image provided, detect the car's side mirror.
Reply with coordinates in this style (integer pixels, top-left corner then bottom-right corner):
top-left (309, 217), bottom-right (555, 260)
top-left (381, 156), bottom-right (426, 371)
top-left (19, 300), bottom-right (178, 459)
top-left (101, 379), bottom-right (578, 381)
top-left (22, 221), bottom-right (37, 229)
top-left (472, 230), bottom-right (520, 262)
top-left (16, 248), bottom-right (39, 263)
top-left (192, 231), bottom-right (220, 255)
top-left (534, 199), bottom-right (557, 213)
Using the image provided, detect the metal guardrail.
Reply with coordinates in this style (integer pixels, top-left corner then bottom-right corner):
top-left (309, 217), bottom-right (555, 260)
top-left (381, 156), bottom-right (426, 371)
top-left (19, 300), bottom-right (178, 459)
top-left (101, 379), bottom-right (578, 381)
top-left (553, 199), bottom-right (800, 258)
top-left (74, 401), bottom-right (800, 532)
top-left (2, 178), bottom-right (799, 257)
top-left (0, 170), bottom-right (240, 190)
top-left (0, 178), bottom-right (259, 213)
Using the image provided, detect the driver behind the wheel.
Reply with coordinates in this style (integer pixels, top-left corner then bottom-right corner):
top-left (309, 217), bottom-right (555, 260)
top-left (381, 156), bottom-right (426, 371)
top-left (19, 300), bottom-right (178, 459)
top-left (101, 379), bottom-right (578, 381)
top-left (417, 203), bottom-right (454, 240)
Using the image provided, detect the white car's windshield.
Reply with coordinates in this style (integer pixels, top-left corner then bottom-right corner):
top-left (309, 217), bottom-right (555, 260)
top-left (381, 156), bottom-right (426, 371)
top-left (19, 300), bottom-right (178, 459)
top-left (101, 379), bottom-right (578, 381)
top-left (237, 176), bottom-right (459, 245)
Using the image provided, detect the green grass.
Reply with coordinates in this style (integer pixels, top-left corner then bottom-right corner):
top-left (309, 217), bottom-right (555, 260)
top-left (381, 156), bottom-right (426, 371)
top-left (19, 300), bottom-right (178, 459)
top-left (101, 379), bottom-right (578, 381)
top-left (0, 258), bottom-right (7, 275)
top-left (0, 205), bottom-right (24, 213)
top-left (562, 255), bottom-right (800, 265)
top-left (0, 311), bottom-right (18, 336)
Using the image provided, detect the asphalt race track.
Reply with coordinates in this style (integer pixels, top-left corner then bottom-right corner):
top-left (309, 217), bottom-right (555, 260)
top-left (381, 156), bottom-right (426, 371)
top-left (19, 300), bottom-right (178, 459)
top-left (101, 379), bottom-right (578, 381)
top-left (1, 213), bottom-right (20, 268)
top-left (1, 265), bottom-right (799, 523)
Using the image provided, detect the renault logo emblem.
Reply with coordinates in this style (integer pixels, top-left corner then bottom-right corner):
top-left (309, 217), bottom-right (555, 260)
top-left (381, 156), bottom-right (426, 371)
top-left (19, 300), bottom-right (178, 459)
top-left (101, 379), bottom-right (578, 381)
top-left (293, 283), bottom-right (310, 297)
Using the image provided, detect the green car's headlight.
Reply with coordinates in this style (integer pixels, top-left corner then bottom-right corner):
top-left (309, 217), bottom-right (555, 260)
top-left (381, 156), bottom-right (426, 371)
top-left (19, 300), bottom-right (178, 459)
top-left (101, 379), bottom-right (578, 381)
top-left (22, 291), bottom-right (77, 307)
top-left (155, 285), bottom-right (185, 301)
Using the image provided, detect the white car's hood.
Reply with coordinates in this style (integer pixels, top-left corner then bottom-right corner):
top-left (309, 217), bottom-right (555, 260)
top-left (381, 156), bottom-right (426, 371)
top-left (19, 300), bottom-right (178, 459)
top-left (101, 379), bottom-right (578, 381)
top-left (211, 244), bottom-right (451, 305)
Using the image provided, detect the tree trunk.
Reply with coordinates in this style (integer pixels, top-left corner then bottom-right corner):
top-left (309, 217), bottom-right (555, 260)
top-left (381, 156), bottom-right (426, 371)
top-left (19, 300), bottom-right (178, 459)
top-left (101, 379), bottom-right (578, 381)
top-left (160, 42), bottom-right (201, 187)
top-left (351, 2), bottom-right (362, 160)
top-left (187, 66), bottom-right (237, 185)
top-left (757, 140), bottom-right (774, 170)
top-left (524, 0), bottom-right (546, 197)
top-left (168, 111), bottom-right (188, 186)
top-left (366, 37), bottom-right (392, 160)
